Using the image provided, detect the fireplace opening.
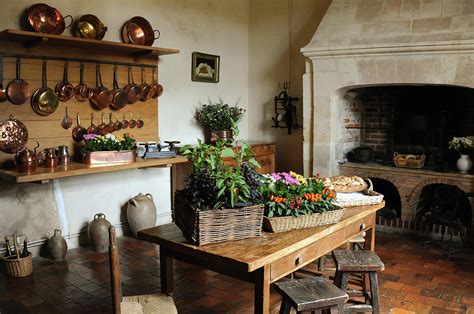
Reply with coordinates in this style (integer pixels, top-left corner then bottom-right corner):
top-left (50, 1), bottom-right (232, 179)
top-left (415, 184), bottom-right (472, 234)
top-left (369, 177), bottom-right (401, 220)
top-left (342, 85), bottom-right (474, 172)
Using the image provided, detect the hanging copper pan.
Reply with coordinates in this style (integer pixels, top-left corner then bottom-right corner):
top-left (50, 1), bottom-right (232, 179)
top-left (139, 67), bottom-right (152, 101)
top-left (121, 16), bottom-right (160, 46)
top-left (87, 113), bottom-right (100, 135)
top-left (150, 67), bottom-right (163, 99)
top-left (31, 60), bottom-right (59, 116)
top-left (90, 65), bottom-right (110, 110)
top-left (109, 65), bottom-right (128, 110)
top-left (75, 62), bottom-right (91, 102)
top-left (7, 58), bottom-right (30, 105)
top-left (55, 61), bottom-right (75, 102)
top-left (72, 113), bottom-right (87, 142)
top-left (124, 66), bottom-right (141, 104)
top-left (24, 3), bottom-right (73, 35)
top-left (0, 55), bottom-right (7, 103)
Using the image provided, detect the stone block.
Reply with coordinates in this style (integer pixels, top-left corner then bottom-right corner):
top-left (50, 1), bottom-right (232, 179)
top-left (420, 0), bottom-right (442, 18)
top-left (381, 0), bottom-right (402, 20)
top-left (463, 0), bottom-right (474, 14)
top-left (401, 0), bottom-right (421, 19)
top-left (412, 17), bottom-right (451, 33)
top-left (452, 14), bottom-right (474, 31)
top-left (441, 0), bottom-right (463, 16)
top-left (355, 0), bottom-right (383, 22)
top-left (455, 56), bottom-right (474, 88)
top-left (362, 21), bottom-right (411, 36)
top-left (356, 57), bottom-right (377, 84)
top-left (376, 58), bottom-right (397, 83)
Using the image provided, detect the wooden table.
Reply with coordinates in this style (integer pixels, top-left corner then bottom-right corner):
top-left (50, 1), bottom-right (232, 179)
top-left (138, 202), bottom-right (384, 314)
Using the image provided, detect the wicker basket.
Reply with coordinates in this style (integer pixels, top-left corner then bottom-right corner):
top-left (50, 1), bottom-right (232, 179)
top-left (333, 179), bottom-right (384, 208)
top-left (173, 191), bottom-right (264, 246)
top-left (262, 208), bottom-right (345, 233)
top-left (331, 177), bottom-right (368, 193)
top-left (393, 152), bottom-right (425, 168)
top-left (2, 253), bottom-right (33, 277)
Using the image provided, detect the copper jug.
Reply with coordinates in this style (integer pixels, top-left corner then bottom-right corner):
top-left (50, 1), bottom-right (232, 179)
top-left (42, 147), bottom-right (58, 168)
top-left (14, 141), bottom-right (39, 173)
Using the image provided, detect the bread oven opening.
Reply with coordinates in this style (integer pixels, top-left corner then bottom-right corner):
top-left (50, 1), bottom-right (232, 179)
top-left (369, 178), bottom-right (401, 220)
top-left (342, 84), bottom-right (474, 171)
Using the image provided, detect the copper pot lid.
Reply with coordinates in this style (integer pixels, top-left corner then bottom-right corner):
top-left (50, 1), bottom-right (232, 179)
top-left (0, 115), bottom-right (29, 154)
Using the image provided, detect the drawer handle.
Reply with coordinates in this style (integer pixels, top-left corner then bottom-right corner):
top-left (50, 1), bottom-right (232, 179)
top-left (360, 223), bottom-right (366, 230)
top-left (295, 257), bottom-right (302, 265)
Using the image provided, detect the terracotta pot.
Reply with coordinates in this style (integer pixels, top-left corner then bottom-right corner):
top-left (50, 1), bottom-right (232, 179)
top-left (46, 229), bottom-right (67, 261)
top-left (88, 213), bottom-right (111, 253)
top-left (127, 193), bottom-right (157, 237)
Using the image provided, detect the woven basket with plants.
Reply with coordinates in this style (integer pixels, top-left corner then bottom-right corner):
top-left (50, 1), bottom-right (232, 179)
top-left (176, 135), bottom-right (264, 246)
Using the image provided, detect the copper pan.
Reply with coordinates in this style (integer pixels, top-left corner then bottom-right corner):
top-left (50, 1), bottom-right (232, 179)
top-left (55, 61), bottom-right (75, 102)
top-left (7, 58), bottom-right (30, 105)
top-left (0, 55), bottom-right (7, 103)
top-left (90, 65), bottom-right (110, 110)
top-left (74, 62), bottom-right (91, 102)
top-left (24, 3), bottom-right (73, 35)
top-left (72, 113), bottom-right (86, 142)
top-left (109, 65), bottom-right (128, 110)
top-left (121, 16), bottom-right (160, 46)
top-left (124, 66), bottom-right (141, 104)
top-left (87, 113), bottom-right (100, 135)
top-left (139, 67), bottom-right (152, 101)
top-left (120, 112), bottom-right (129, 129)
top-left (74, 14), bottom-right (107, 40)
top-left (150, 67), bottom-right (163, 99)
top-left (31, 60), bottom-right (59, 116)
top-left (98, 112), bottom-right (112, 135)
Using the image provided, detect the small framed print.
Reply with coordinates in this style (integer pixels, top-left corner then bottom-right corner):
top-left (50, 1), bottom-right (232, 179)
top-left (191, 52), bottom-right (220, 83)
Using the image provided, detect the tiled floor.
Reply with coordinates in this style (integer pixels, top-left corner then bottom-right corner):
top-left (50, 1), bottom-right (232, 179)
top-left (0, 231), bottom-right (473, 313)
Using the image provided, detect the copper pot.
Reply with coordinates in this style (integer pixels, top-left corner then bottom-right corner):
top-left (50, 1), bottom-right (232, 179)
top-left (121, 16), bottom-right (160, 46)
top-left (15, 141), bottom-right (40, 173)
top-left (0, 115), bottom-right (29, 154)
top-left (0, 55), bottom-right (7, 103)
top-left (123, 66), bottom-right (141, 104)
top-left (90, 65), bottom-right (110, 110)
top-left (55, 61), bottom-right (75, 102)
top-left (24, 3), bottom-right (73, 35)
top-left (139, 68), bottom-right (152, 101)
top-left (42, 147), bottom-right (57, 169)
top-left (109, 65), bottom-right (128, 110)
top-left (7, 58), bottom-right (30, 105)
top-left (74, 14), bottom-right (107, 40)
top-left (86, 113), bottom-right (100, 135)
top-left (74, 63), bottom-right (91, 102)
top-left (31, 60), bottom-right (59, 116)
top-left (72, 113), bottom-right (86, 142)
top-left (150, 67), bottom-right (163, 99)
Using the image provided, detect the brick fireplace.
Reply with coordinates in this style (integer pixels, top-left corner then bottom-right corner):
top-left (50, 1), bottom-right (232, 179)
top-left (301, 0), bottom-right (474, 235)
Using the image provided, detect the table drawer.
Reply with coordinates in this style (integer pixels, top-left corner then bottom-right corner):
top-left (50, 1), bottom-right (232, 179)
top-left (269, 213), bottom-right (375, 282)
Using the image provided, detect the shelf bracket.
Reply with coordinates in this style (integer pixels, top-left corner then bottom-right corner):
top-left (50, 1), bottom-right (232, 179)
top-left (132, 50), bottom-right (154, 59)
top-left (23, 37), bottom-right (48, 49)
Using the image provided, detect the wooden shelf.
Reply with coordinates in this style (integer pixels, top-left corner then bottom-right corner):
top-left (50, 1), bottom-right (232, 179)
top-left (0, 29), bottom-right (179, 58)
top-left (0, 156), bottom-right (188, 184)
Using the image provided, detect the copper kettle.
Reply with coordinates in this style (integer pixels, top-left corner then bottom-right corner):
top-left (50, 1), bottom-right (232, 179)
top-left (15, 141), bottom-right (40, 173)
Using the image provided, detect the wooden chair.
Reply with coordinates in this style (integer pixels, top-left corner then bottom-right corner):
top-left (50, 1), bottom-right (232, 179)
top-left (274, 277), bottom-right (348, 314)
top-left (109, 226), bottom-right (178, 314)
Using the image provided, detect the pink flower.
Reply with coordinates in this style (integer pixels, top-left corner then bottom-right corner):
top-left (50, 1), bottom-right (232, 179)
top-left (83, 133), bottom-right (99, 140)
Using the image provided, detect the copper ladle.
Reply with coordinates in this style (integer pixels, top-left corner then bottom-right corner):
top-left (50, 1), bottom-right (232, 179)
top-left (61, 107), bottom-right (73, 129)
top-left (129, 112), bottom-right (137, 128)
top-left (87, 112), bottom-right (99, 135)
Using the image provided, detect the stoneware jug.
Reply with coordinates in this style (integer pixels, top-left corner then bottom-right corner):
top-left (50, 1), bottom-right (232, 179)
top-left (47, 229), bottom-right (68, 261)
top-left (88, 213), bottom-right (111, 253)
top-left (127, 193), bottom-right (157, 237)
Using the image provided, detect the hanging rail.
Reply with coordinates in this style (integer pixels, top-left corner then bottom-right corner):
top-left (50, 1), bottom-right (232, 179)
top-left (0, 53), bottom-right (157, 69)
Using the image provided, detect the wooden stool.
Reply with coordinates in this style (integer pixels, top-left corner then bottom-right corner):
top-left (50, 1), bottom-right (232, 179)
top-left (274, 277), bottom-right (348, 314)
top-left (332, 250), bottom-right (384, 314)
top-left (318, 232), bottom-right (366, 271)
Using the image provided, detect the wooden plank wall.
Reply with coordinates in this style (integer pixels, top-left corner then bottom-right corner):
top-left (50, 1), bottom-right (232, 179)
top-left (0, 41), bottom-right (159, 164)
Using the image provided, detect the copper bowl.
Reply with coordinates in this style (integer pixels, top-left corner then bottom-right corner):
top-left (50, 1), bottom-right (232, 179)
top-left (74, 14), bottom-right (107, 40)
top-left (121, 16), bottom-right (160, 46)
top-left (24, 3), bottom-right (72, 35)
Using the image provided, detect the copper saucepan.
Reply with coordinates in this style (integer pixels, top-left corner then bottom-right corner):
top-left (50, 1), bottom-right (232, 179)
top-left (55, 61), bottom-right (75, 102)
top-left (110, 65), bottom-right (128, 110)
top-left (87, 113), bottom-right (100, 135)
top-left (31, 60), bottom-right (59, 116)
top-left (90, 64), bottom-right (110, 110)
top-left (121, 16), bottom-right (160, 46)
top-left (124, 66), bottom-right (141, 104)
top-left (24, 3), bottom-right (73, 35)
top-left (139, 67), bottom-right (152, 101)
top-left (7, 58), bottom-right (30, 105)
top-left (0, 55), bottom-right (7, 103)
top-left (150, 67), bottom-right (163, 99)
top-left (75, 62), bottom-right (91, 102)
top-left (74, 14), bottom-right (107, 40)
top-left (72, 113), bottom-right (87, 142)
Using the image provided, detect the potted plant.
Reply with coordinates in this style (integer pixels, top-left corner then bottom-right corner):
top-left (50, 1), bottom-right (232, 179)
top-left (258, 172), bottom-right (343, 232)
top-left (175, 137), bottom-right (263, 245)
top-left (449, 136), bottom-right (473, 173)
top-left (81, 133), bottom-right (136, 165)
top-left (195, 99), bottom-right (245, 144)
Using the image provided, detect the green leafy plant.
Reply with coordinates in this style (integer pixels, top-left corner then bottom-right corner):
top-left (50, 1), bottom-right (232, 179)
top-left (82, 133), bottom-right (135, 152)
top-left (195, 99), bottom-right (245, 131)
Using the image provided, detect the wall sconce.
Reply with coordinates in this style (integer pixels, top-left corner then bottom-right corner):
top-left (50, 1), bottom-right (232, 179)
top-left (272, 83), bottom-right (299, 134)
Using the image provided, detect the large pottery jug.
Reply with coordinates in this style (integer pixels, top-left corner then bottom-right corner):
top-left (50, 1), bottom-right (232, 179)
top-left (46, 229), bottom-right (68, 261)
top-left (127, 193), bottom-right (157, 237)
top-left (88, 213), bottom-right (111, 253)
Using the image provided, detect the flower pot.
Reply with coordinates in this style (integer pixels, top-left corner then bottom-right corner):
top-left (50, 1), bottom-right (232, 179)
top-left (456, 154), bottom-right (472, 174)
top-left (82, 150), bottom-right (136, 165)
top-left (206, 130), bottom-right (233, 144)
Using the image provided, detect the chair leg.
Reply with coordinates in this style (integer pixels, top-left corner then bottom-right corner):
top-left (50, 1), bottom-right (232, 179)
top-left (340, 272), bottom-right (350, 293)
top-left (369, 272), bottom-right (380, 314)
top-left (279, 299), bottom-right (292, 314)
top-left (334, 270), bottom-right (342, 287)
top-left (329, 305), bottom-right (339, 314)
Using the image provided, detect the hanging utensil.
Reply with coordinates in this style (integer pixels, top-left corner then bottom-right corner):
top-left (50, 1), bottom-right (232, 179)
top-left (107, 112), bottom-right (116, 132)
top-left (129, 112), bottom-right (137, 128)
top-left (114, 113), bottom-right (122, 131)
top-left (55, 61), bottom-right (75, 101)
top-left (0, 115), bottom-right (28, 154)
top-left (90, 64), bottom-right (110, 110)
top-left (75, 62), bottom-right (91, 102)
top-left (139, 67), bottom-right (152, 101)
top-left (72, 113), bottom-right (87, 142)
top-left (98, 112), bottom-right (108, 135)
top-left (124, 66), bottom-right (141, 104)
top-left (7, 58), bottom-right (30, 105)
top-left (0, 55), bottom-right (7, 103)
top-left (121, 112), bottom-right (129, 129)
top-left (110, 65), bottom-right (128, 110)
top-left (137, 112), bottom-right (144, 129)
top-left (150, 67), bottom-right (163, 99)
top-left (87, 113), bottom-right (100, 135)
top-left (31, 60), bottom-right (59, 116)
top-left (61, 107), bottom-right (73, 129)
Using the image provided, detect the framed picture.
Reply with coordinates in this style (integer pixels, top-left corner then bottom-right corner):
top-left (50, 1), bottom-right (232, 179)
top-left (191, 52), bottom-right (220, 83)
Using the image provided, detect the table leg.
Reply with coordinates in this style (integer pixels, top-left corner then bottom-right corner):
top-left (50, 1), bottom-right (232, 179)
top-left (363, 214), bottom-right (376, 293)
top-left (254, 265), bottom-right (270, 314)
top-left (160, 246), bottom-right (174, 295)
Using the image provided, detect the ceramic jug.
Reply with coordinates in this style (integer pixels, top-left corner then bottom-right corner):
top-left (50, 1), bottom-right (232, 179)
top-left (127, 193), bottom-right (157, 237)
top-left (88, 213), bottom-right (111, 253)
top-left (46, 229), bottom-right (68, 261)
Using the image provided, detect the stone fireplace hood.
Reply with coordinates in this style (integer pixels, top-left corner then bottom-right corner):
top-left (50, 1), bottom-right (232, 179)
top-left (300, 0), bottom-right (474, 177)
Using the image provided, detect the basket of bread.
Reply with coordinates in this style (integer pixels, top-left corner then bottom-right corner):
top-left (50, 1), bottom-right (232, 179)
top-left (393, 152), bottom-right (425, 168)
top-left (330, 175), bottom-right (367, 193)
top-left (332, 178), bottom-right (384, 208)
